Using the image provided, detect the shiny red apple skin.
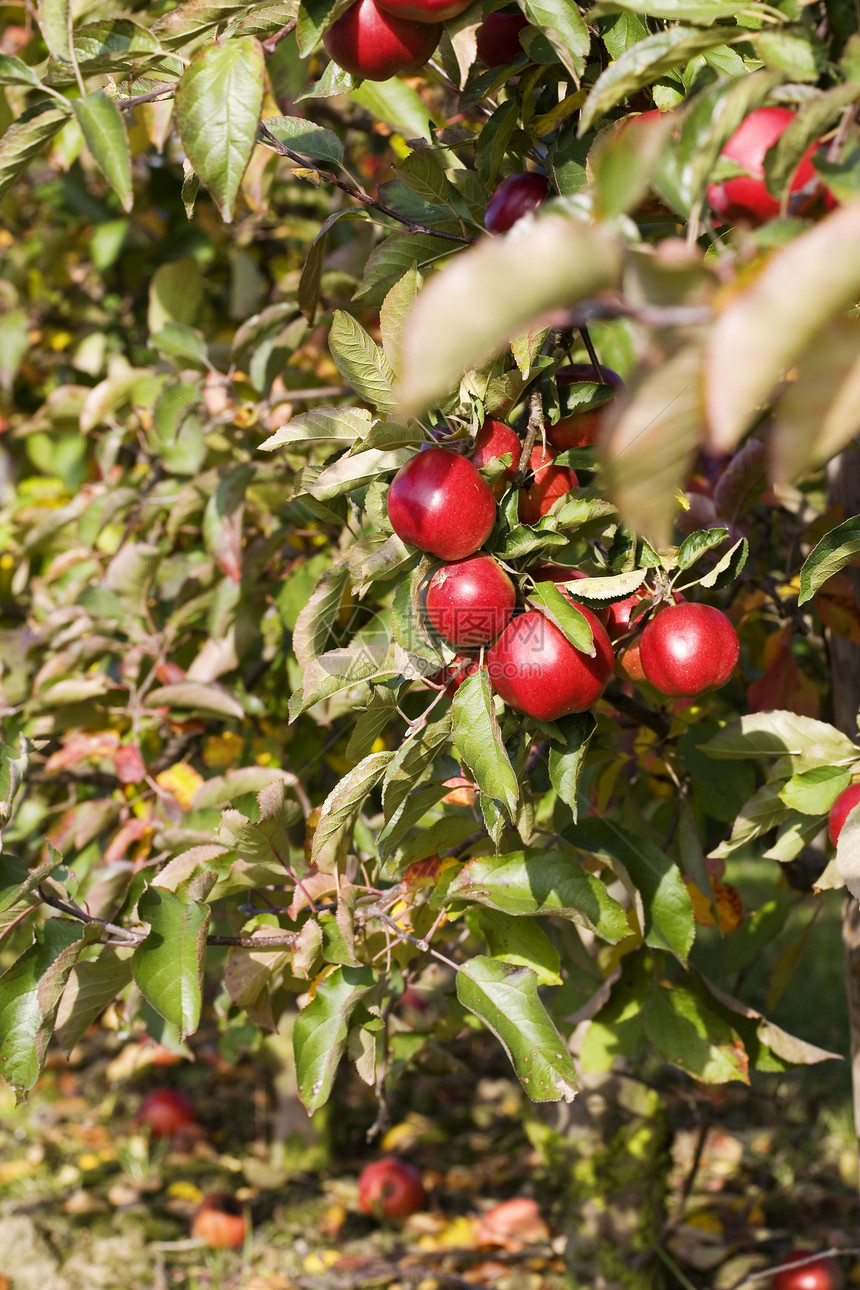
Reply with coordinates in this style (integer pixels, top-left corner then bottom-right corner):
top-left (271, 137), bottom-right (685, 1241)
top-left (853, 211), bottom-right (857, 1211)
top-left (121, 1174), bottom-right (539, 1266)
top-left (358, 1157), bottom-right (426, 1220)
top-left (388, 447), bottom-right (496, 560)
top-left (425, 554), bottom-right (516, 648)
top-left (517, 444), bottom-right (577, 526)
top-left (639, 602), bottom-right (739, 697)
top-left (487, 605), bottom-right (614, 721)
top-left (771, 1250), bottom-right (843, 1290)
top-left (136, 1088), bottom-right (197, 1138)
top-left (476, 11), bottom-right (529, 65)
top-left (192, 1194), bottom-right (248, 1249)
top-left (471, 419), bottom-right (521, 494)
top-left (484, 172), bottom-right (549, 234)
top-left (323, 0), bottom-right (441, 80)
top-left (376, 0), bottom-right (470, 19)
top-left (545, 363), bottom-right (624, 451)
top-left (706, 106), bottom-right (819, 226)
top-left (828, 783), bottom-right (860, 847)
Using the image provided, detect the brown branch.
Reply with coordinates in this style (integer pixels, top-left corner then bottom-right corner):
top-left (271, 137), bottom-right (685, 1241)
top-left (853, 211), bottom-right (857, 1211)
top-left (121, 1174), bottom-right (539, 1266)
top-left (258, 122), bottom-right (474, 244)
top-left (114, 83), bottom-right (177, 111)
top-left (262, 19), bottom-right (296, 54)
top-left (514, 388), bottom-right (544, 486)
top-left (604, 683), bottom-right (672, 739)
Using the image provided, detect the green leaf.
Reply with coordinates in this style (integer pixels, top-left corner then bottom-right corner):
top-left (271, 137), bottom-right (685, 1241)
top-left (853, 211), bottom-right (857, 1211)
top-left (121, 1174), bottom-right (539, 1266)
top-left (144, 681), bottom-right (245, 720)
top-left (0, 309), bottom-right (29, 393)
top-left (72, 92), bottom-right (133, 212)
top-left (580, 26), bottom-right (740, 133)
top-left (396, 147), bottom-right (453, 205)
top-left (133, 886), bottom-right (211, 1040)
top-left (756, 26), bottom-right (825, 82)
top-left (105, 541), bottom-right (161, 616)
top-left (452, 670), bottom-right (518, 818)
top-left (293, 965), bottom-right (376, 1113)
top-left (798, 515), bottom-right (860, 605)
top-left (779, 765), bottom-right (852, 815)
top-left (0, 920), bottom-right (89, 1094)
top-left (765, 84), bottom-right (859, 199)
top-left (641, 981), bottom-right (749, 1084)
top-left (259, 404), bottom-right (372, 450)
top-left (203, 464), bottom-right (252, 582)
top-left (599, 340), bottom-right (704, 549)
top-left (311, 751), bottom-right (394, 871)
top-left (677, 526), bottom-right (729, 571)
top-left (471, 909), bottom-right (562, 986)
top-left (306, 446), bottom-right (413, 501)
top-left (475, 99), bottom-right (519, 187)
top-left (153, 0), bottom-right (258, 47)
top-left (697, 536), bottom-right (748, 590)
top-left (354, 232), bottom-right (453, 308)
top-left (700, 711), bottom-right (858, 767)
top-left (593, 0), bottom-right (749, 19)
top-left (457, 957), bottom-right (578, 1102)
top-left (0, 736), bottom-right (29, 847)
top-left (350, 76), bottom-right (438, 141)
top-left (445, 849), bottom-right (629, 941)
top-left (176, 36), bottom-right (265, 222)
top-left (289, 648), bottom-right (399, 719)
top-left (380, 265), bottom-right (421, 377)
top-left (548, 712), bottom-right (596, 823)
top-left (152, 322), bottom-right (209, 368)
top-left (328, 310), bottom-right (396, 413)
top-left (0, 99), bottom-right (71, 206)
top-left (55, 948), bottom-right (133, 1056)
top-left (292, 564), bottom-right (350, 668)
top-left (0, 54), bottom-right (43, 86)
top-left (148, 257), bottom-right (204, 334)
top-left (399, 215), bottom-right (621, 414)
top-left (710, 781), bottom-right (791, 858)
top-left (346, 689), bottom-right (399, 764)
top-left (37, 0), bottom-right (71, 61)
top-left (519, 0), bottom-right (590, 78)
top-left (528, 582), bottom-right (595, 654)
top-left (569, 818), bottom-right (695, 962)
top-left (707, 203), bottom-right (860, 451)
top-left (770, 318), bottom-right (860, 484)
top-left (262, 113), bottom-right (344, 165)
top-left (219, 778), bottom-right (301, 873)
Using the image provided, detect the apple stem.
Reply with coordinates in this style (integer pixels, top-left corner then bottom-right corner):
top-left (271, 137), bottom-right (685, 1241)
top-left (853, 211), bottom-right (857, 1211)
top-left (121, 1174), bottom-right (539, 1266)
top-left (578, 325), bottom-right (606, 383)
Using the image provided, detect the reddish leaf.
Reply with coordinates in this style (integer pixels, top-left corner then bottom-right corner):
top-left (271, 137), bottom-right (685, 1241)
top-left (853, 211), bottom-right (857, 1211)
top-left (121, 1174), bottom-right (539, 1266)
top-left (814, 572), bottom-right (860, 645)
top-left (114, 745), bottom-right (146, 784)
top-left (746, 625), bottom-right (819, 718)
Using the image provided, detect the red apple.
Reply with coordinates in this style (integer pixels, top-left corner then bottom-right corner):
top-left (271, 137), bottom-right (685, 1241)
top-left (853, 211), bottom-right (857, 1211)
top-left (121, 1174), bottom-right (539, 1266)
top-left (545, 363), bottom-right (624, 451)
top-left (484, 172), bottom-right (549, 234)
top-left (615, 638), bottom-right (647, 684)
top-left (425, 554), bottom-right (516, 647)
top-left (376, 0), bottom-right (471, 19)
top-left (358, 1157), bottom-right (426, 1220)
top-left (706, 106), bottom-right (820, 226)
top-left (639, 602), bottom-right (740, 697)
top-left (487, 606), bottom-right (614, 721)
top-left (771, 1250), bottom-right (843, 1290)
top-left (136, 1088), bottom-right (197, 1138)
top-left (388, 447), bottom-right (496, 560)
top-left (476, 11), bottom-right (529, 65)
top-left (192, 1194), bottom-right (248, 1249)
top-left (471, 418), bottom-right (521, 494)
top-left (323, 0), bottom-right (441, 80)
top-left (517, 444), bottom-right (577, 526)
top-left (828, 783), bottom-right (860, 847)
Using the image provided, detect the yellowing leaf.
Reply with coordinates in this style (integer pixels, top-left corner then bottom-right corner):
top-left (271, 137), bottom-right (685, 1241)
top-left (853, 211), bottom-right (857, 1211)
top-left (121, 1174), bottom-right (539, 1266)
top-left (156, 762), bottom-right (204, 809)
top-left (203, 731), bottom-right (244, 767)
top-left (167, 1181), bottom-right (204, 1202)
top-left (685, 877), bottom-right (743, 933)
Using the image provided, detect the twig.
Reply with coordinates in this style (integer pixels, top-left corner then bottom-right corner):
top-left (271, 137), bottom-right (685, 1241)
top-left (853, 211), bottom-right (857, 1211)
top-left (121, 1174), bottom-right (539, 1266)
top-left (258, 122), bottom-right (474, 244)
top-left (114, 82), bottom-right (177, 111)
top-left (579, 324), bottom-right (605, 381)
top-left (262, 19), bottom-right (296, 54)
top-left (604, 683), bottom-right (671, 739)
top-left (514, 388), bottom-right (544, 486)
top-left (379, 913), bottom-right (460, 970)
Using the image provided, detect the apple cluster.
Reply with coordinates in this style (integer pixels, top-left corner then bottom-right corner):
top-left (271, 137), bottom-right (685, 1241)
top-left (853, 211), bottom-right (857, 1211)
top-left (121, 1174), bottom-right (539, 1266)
top-left (322, 0), bottom-right (532, 82)
top-left (386, 387), bottom-right (741, 723)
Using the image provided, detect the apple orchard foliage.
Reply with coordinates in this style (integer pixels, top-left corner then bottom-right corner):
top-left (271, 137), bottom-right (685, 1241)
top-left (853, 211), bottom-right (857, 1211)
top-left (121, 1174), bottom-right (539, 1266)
top-left (3, 0), bottom-right (860, 1117)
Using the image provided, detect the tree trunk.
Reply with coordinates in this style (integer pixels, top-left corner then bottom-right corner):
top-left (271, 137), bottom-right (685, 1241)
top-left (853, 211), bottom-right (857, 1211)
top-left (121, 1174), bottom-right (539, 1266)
top-left (827, 449), bottom-right (860, 1190)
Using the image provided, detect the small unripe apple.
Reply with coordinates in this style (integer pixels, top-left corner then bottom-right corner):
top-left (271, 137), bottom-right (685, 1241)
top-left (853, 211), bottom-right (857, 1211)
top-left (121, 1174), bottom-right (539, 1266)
top-left (706, 106), bottom-right (820, 226)
top-left (487, 605), bottom-right (614, 721)
top-left (476, 11), bottom-right (529, 65)
top-left (377, 0), bottom-right (470, 18)
top-left (828, 783), bottom-right (860, 847)
top-left (471, 419), bottom-right (521, 494)
top-left (518, 444), bottom-right (577, 526)
top-left (388, 447), bottom-right (496, 560)
top-left (425, 554), bottom-right (516, 647)
top-left (323, 0), bottom-right (441, 80)
top-left (358, 1157), bottom-right (426, 1220)
top-left (771, 1250), bottom-right (843, 1290)
top-left (192, 1194), bottom-right (248, 1249)
top-left (136, 1088), bottom-right (197, 1138)
top-left (639, 602), bottom-right (739, 697)
top-left (545, 363), bottom-right (624, 451)
top-left (484, 172), bottom-right (549, 234)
